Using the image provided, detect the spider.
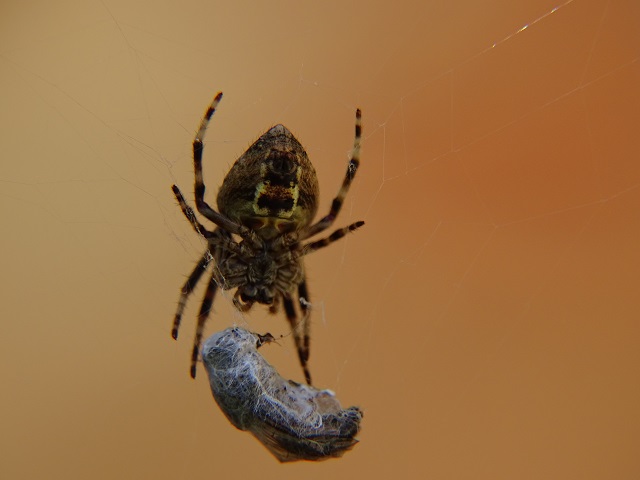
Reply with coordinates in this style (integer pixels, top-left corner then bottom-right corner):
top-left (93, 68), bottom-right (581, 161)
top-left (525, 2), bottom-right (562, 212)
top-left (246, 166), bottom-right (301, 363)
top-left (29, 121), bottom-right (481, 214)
top-left (171, 92), bottom-right (363, 383)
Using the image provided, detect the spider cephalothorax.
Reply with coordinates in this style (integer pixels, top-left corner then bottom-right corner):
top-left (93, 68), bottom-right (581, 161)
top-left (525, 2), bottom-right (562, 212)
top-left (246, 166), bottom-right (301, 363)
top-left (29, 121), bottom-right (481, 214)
top-left (213, 230), bottom-right (304, 310)
top-left (171, 92), bottom-right (363, 383)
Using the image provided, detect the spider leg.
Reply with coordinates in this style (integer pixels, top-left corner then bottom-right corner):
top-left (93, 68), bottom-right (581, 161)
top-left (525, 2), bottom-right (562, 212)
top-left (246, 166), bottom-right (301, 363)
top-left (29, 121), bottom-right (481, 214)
top-left (192, 92), bottom-right (250, 237)
top-left (190, 268), bottom-right (219, 379)
top-left (283, 293), bottom-right (312, 385)
top-left (297, 279), bottom-right (312, 380)
top-left (171, 185), bottom-right (216, 237)
top-left (300, 108), bottom-right (362, 241)
top-left (301, 220), bottom-right (365, 256)
top-left (172, 253), bottom-right (210, 340)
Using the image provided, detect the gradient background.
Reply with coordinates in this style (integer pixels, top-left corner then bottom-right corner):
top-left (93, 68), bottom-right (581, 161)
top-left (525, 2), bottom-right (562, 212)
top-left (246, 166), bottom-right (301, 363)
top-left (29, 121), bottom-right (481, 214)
top-left (2, 0), bottom-right (639, 478)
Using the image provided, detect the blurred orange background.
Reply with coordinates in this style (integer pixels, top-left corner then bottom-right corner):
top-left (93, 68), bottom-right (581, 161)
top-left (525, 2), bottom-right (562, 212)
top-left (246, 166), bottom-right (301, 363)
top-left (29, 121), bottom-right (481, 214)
top-left (1, 0), bottom-right (639, 478)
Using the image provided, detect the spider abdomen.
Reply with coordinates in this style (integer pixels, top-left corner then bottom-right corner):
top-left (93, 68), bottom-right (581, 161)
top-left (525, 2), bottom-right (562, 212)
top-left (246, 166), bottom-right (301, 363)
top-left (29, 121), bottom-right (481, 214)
top-left (217, 125), bottom-right (319, 240)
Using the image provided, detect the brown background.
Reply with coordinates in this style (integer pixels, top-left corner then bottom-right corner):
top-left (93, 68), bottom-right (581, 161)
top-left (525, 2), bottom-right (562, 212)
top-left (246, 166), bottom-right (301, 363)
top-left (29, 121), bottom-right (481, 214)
top-left (2, 0), bottom-right (639, 478)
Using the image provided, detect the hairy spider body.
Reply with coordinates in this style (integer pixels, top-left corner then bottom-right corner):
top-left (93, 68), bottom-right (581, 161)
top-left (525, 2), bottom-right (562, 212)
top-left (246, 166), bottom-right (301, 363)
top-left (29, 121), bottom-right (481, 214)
top-left (171, 92), bottom-right (363, 383)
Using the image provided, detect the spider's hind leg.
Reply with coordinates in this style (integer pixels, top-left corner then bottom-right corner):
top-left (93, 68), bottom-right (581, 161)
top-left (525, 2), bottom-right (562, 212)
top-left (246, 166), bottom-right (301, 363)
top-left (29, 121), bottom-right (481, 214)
top-left (283, 280), bottom-right (312, 385)
top-left (300, 108), bottom-right (362, 241)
